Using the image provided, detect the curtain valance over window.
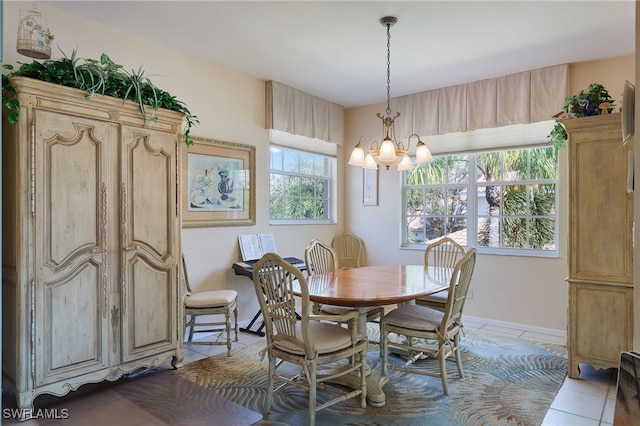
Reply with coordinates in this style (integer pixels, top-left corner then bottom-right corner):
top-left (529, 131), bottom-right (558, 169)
top-left (393, 64), bottom-right (569, 139)
top-left (266, 80), bottom-right (344, 145)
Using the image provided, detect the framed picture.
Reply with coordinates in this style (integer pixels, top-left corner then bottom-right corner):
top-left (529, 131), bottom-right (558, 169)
top-left (182, 136), bottom-right (256, 227)
top-left (363, 168), bottom-right (378, 206)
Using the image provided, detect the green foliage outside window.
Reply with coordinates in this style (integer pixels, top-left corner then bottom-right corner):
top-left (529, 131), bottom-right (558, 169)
top-left (269, 146), bottom-right (331, 221)
top-left (404, 146), bottom-right (558, 252)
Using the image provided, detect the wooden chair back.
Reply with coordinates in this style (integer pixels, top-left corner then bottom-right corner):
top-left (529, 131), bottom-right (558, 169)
top-left (331, 232), bottom-right (364, 269)
top-left (441, 247), bottom-right (477, 328)
top-left (304, 239), bottom-right (338, 275)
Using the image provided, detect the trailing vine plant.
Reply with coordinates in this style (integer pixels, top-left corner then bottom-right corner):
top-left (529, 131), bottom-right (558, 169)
top-left (548, 83), bottom-right (615, 149)
top-left (2, 49), bottom-right (199, 146)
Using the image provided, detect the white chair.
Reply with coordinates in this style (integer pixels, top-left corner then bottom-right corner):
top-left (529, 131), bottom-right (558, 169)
top-left (304, 239), bottom-right (382, 322)
top-left (252, 253), bottom-right (368, 426)
top-left (380, 247), bottom-right (477, 395)
top-left (415, 236), bottom-right (466, 311)
top-left (331, 232), bottom-right (365, 270)
top-left (183, 256), bottom-right (238, 356)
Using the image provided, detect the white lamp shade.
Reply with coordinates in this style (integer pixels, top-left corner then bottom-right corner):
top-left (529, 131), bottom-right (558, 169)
top-left (415, 142), bottom-right (433, 163)
top-left (397, 155), bottom-right (413, 171)
top-left (363, 154), bottom-right (378, 169)
top-left (348, 144), bottom-right (366, 166)
top-left (378, 138), bottom-right (398, 162)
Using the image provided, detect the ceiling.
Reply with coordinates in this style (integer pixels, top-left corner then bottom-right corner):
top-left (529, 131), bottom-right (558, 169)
top-left (43, 1), bottom-right (636, 108)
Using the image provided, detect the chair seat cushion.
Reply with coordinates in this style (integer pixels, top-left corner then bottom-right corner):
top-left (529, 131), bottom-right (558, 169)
top-left (418, 290), bottom-right (448, 304)
top-left (382, 304), bottom-right (443, 332)
top-left (320, 304), bottom-right (378, 315)
top-left (274, 321), bottom-right (357, 355)
top-left (185, 289), bottom-right (237, 308)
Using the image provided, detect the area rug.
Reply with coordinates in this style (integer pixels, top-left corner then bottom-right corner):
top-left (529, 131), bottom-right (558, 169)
top-left (176, 328), bottom-right (567, 426)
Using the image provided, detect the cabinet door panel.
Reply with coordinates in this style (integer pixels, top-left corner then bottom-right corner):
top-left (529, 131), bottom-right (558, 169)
top-left (567, 115), bottom-right (633, 284)
top-left (572, 284), bottom-right (633, 362)
top-left (572, 138), bottom-right (632, 282)
top-left (33, 110), bottom-right (115, 385)
top-left (120, 126), bottom-right (178, 362)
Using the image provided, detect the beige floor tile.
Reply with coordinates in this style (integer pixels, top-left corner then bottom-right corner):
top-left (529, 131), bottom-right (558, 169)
top-left (601, 397), bottom-right (616, 424)
top-left (541, 408), bottom-right (600, 426)
top-left (60, 398), bottom-right (158, 426)
top-left (561, 376), bottom-right (611, 399)
top-left (550, 387), bottom-right (606, 420)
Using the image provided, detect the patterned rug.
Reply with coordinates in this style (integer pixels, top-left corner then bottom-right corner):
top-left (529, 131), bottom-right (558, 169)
top-left (176, 328), bottom-right (567, 426)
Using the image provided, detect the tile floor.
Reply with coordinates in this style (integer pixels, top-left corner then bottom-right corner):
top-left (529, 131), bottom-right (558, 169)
top-left (2, 317), bottom-right (619, 426)
top-left (461, 318), bottom-right (618, 426)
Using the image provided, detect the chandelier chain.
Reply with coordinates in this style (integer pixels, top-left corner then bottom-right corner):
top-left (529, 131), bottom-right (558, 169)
top-left (385, 21), bottom-right (392, 115)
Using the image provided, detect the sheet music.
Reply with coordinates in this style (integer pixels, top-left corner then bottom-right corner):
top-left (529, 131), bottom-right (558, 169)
top-left (259, 234), bottom-right (278, 254)
top-left (238, 234), bottom-right (278, 261)
top-left (239, 235), bottom-right (262, 261)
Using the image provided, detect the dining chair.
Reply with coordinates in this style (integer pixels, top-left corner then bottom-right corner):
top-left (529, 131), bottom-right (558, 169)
top-left (304, 239), bottom-right (382, 322)
top-left (380, 247), bottom-right (477, 395)
top-left (415, 236), bottom-right (466, 311)
top-left (182, 256), bottom-right (239, 356)
top-left (252, 253), bottom-right (368, 426)
top-left (331, 232), bottom-right (365, 270)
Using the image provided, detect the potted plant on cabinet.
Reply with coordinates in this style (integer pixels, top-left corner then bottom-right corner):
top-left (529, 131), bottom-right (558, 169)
top-left (548, 83), bottom-right (615, 149)
top-left (2, 50), bottom-right (199, 146)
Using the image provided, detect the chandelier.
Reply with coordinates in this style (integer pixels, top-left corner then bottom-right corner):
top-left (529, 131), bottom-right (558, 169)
top-left (348, 16), bottom-right (432, 171)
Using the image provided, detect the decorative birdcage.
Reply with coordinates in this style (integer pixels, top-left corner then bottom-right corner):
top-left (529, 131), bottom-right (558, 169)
top-left (16, 2), bottom-right (54, 59)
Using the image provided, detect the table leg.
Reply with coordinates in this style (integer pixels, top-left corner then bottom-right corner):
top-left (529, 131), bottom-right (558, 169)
top-left (357, 307), bottom-right (388, 407)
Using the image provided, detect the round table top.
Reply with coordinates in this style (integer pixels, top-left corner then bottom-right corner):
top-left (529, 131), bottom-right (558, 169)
top-left (303, 265), bottom-right (450, 307)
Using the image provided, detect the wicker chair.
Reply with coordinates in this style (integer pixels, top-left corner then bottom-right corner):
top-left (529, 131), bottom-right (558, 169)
top-left (415, 237), bottom-right (466, 311)
top-left (252, 253), bottom-right (368, 425)
top-left (304, 239), bottom-right (382, 322)
top-left (331, 232), bottom-right (365, 270)
top-left (182, 256), bottom-right (238, 356)
top-left (381, 248), bottom-right (477, 395)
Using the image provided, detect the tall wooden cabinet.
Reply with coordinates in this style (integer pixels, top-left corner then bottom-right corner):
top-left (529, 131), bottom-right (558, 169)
top-left (564, 113), bottom-right (634, 378)
top-left (2, 77), bottom-right (184, 410)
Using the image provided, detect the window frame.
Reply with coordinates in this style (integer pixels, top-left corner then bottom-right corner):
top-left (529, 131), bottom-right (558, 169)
top-left (269, 144), bottom-right (336, 225)
top-left (401, 146), bottom-right (559, 258)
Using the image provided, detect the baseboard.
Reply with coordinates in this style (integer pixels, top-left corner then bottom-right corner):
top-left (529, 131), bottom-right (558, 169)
top-left (464, 314), bottom-right (567, 339)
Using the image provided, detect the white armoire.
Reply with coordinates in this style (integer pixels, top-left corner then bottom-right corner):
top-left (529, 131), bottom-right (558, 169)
top-left (563, 113), bottom-right (634, 379)
top-left (2, 77), bottom-right (184, 410)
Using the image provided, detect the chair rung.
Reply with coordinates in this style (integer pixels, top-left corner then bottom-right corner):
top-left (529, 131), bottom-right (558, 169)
top-left (315, 389), bottom-right (362, 411)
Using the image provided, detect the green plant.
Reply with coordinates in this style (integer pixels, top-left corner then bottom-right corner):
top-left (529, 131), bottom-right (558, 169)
top-left (2, 50), bottom-right (199, 146)
top-left (548, 83), bottom-right (615, 149)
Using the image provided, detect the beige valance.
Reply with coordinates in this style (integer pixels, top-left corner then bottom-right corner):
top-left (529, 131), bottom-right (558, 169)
top-left (393, 64), bottom-right (569, 138)
top-left (266, 80), bottom-right (344, 145)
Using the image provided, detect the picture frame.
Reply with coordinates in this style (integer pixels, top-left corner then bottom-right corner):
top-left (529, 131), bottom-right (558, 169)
top-left (363, 168), bottom-right (378, 206)
top-left (182, 136), bottom-right (256, 227)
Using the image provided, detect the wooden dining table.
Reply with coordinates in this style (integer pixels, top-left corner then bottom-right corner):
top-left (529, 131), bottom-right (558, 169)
top-left (300, 264), bottom-right (450, 407)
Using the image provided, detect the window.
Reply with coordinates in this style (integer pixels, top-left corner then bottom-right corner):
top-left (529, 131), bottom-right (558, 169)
top-left (269, 145), bottom-right (335, 223)
top-left (403, 146), bottom-right (558, 256)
